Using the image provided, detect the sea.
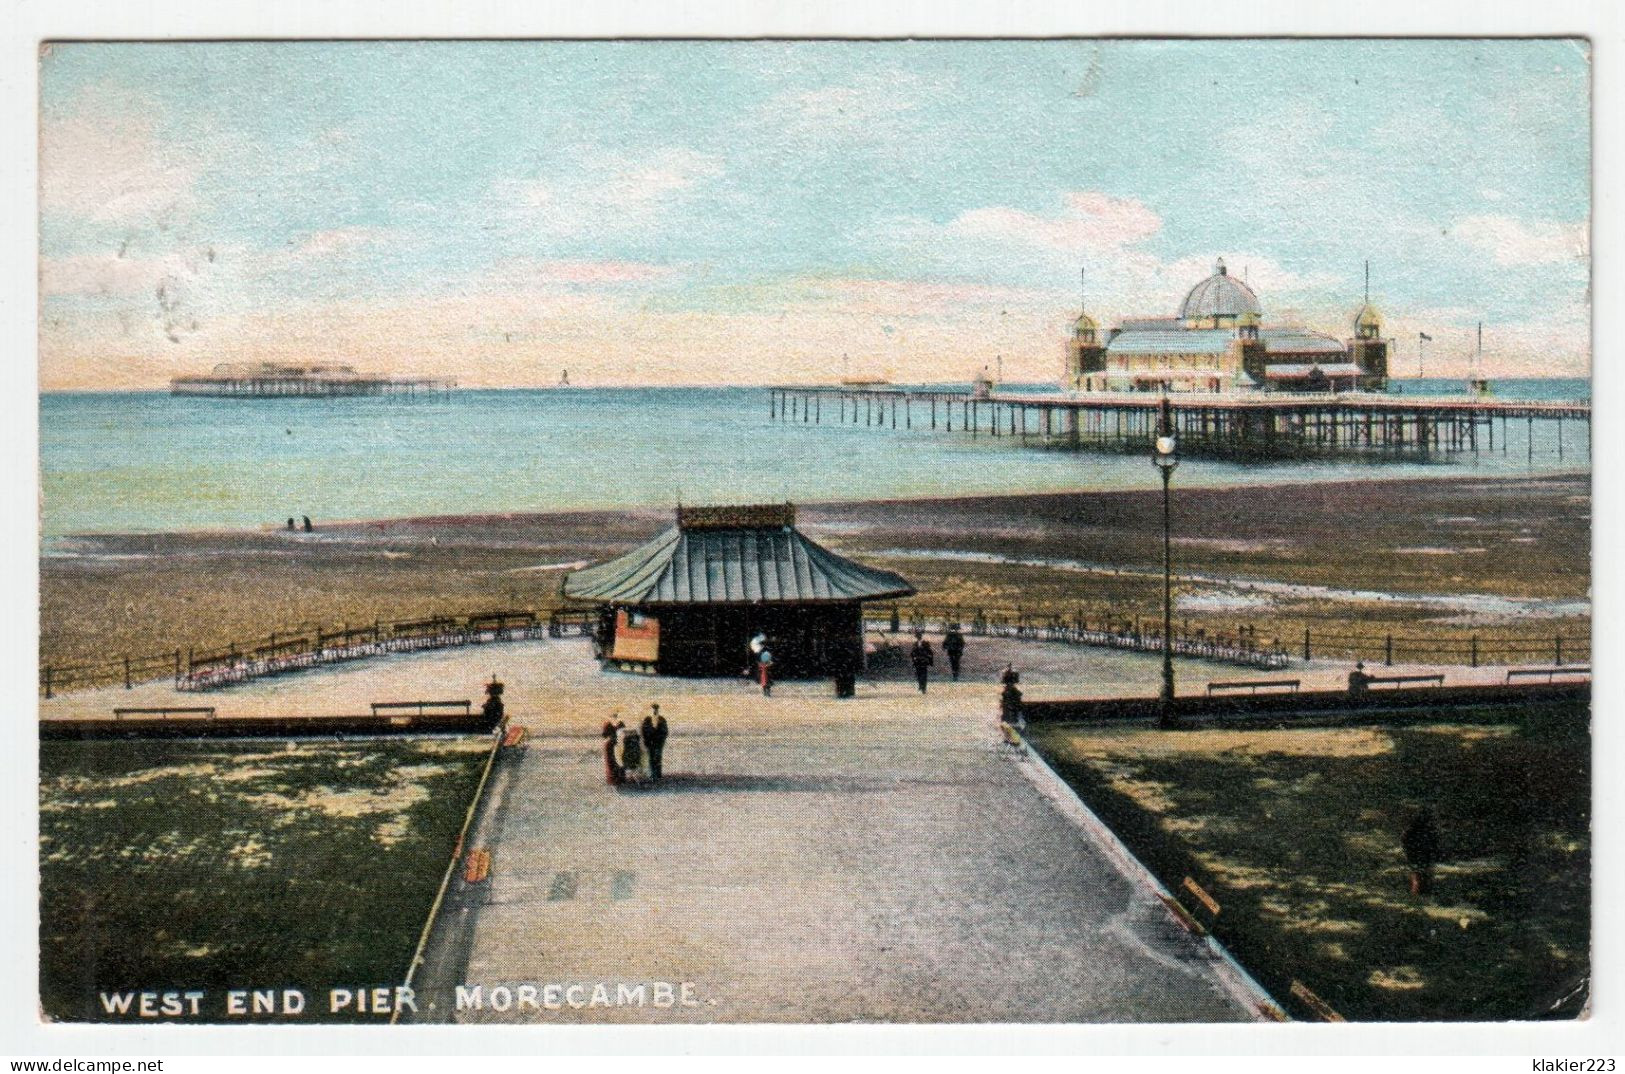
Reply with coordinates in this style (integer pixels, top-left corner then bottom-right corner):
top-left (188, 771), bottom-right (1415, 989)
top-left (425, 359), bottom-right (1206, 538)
top-left (39, 379), bottom-right (1591, 539)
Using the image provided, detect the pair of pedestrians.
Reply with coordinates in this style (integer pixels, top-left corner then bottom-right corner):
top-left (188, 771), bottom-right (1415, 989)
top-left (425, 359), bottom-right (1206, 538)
top-left (602, 704), bottom-right (670, 787)
top-left (910, 626), bottom-right (968, 693)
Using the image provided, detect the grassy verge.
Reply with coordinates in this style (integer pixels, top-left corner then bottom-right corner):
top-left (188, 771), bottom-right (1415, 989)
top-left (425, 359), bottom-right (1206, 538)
top-left (1027, 704), bottom-right (1589, 1021)
top-left (39, 736), bottom-right (492, 1023)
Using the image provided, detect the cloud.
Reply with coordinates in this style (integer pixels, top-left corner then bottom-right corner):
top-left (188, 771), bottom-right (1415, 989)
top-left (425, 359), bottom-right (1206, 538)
top-left (494, 147), bottom-right (724, 239)
top-left (945, 191), bottom-right (1162, 254)
top-left (478, 258), bottom-right (682, 289)
top-left (40, 252), bottom-right (184, 299)
top-left (286, 227), bottom-right (387, 260)
top-left (40, 95), bottom-right (197, 226)
top-left (1450, 214), bottom-right (1589, 267)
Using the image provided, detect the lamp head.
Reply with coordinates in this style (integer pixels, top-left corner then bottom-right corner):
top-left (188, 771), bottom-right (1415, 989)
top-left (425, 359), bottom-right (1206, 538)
top-left (1152, 433), bottom-right (1180, 471)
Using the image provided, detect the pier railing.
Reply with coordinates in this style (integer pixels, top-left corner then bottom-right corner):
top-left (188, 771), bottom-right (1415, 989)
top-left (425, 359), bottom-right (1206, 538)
top-left (769, 385), bottom-right (1589, 461)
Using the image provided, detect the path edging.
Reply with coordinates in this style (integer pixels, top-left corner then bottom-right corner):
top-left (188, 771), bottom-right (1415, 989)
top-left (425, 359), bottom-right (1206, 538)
top-left (1003, 720), bottom-right (1288, 1023)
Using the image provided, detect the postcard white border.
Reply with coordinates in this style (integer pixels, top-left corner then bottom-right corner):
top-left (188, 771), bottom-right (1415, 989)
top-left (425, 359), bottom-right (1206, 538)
top-left (3, 0), bottom-right (1618, 1061)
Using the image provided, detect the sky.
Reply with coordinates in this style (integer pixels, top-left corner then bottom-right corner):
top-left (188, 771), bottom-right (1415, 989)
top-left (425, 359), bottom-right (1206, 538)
top-left (37, 39), bottom-right (1591, 389)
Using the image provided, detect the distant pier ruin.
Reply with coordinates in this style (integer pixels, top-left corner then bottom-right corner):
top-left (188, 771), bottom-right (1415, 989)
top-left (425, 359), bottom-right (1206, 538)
top-left (170, 362), bottom-right (455, 399)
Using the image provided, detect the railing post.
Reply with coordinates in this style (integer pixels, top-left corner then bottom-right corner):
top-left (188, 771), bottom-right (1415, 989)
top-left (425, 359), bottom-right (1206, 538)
top-left (123, 656), bottom-right (132, 690)
top-left (1555, 636), bottom-right (1563, 666)
top-left (42, 666), bottom-right (52, 699)
top-left (1385, 634), bottom-right (1393, 666)
top-left (890, 605), bottom-right (900, 634)
top-left (174, 649), bottom-right (181, 678)
top-left (1303, 627), bottom-right (1312, 662)
top-left (1470, 636), bottom-right (1479, 668)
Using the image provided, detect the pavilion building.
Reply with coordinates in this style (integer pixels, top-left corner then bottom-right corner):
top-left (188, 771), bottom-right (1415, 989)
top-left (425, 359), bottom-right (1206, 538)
top-left (562, 503), bottom-right (915, 677)
top-left (1064, 258), bottom-right (1390, 393)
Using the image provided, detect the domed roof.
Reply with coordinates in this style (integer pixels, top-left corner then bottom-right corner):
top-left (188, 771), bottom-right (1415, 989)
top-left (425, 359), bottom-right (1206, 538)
top-left (1353, 303), bottom-right (1382, 331)
top-left (1073, 311), bottom-right (1098, 334)
top-left (1178, 258), bottom-right (1263, 320)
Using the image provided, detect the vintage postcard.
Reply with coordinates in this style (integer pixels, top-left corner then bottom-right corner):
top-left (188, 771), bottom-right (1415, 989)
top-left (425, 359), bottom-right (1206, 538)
top-left (34, 36), bottom-right (1592, 1039)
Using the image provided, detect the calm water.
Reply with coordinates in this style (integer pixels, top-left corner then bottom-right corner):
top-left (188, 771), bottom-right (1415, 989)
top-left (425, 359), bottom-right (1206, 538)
top-left (39, 379), bottom-right (1590, 538)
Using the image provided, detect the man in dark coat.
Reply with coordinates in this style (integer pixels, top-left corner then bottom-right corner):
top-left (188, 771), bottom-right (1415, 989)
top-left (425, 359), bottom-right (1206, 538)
top-left (1401, 808), bottom-right (1440, 895)
top-left (943, 625), bottom-right (966, 680)
top-left (910, 631), bottom-right (934, 694)
top-left (641, 703), bottom-right (669, 780)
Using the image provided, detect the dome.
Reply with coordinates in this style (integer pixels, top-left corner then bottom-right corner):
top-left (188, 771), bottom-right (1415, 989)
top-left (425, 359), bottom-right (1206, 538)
top-left (1178, 258), bottom-right (1263, 321)
top-left (1353, 303), bottom-right (1382, 332)
top-left (1073, 311), bottom-right (1098, 335)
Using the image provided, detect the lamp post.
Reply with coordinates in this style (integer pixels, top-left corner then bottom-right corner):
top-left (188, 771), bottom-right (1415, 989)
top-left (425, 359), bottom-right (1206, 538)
top-left (1151, 395), bottom-right (1180, 727)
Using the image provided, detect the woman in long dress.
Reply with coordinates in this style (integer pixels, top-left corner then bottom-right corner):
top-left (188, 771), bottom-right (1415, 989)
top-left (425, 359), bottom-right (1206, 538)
top-left (602, 716), bottom-right (624, 786)
top-left (758, 648), bottom-right (774, 696)
top-left (620, 726), bottom-right (645, 785)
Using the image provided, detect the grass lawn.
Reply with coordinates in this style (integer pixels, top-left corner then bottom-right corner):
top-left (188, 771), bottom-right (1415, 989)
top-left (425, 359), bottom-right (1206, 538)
top-left (1028, 704), bottom-right (1589, 1021)
top-left (39, 736), bottom-right (493, 1023)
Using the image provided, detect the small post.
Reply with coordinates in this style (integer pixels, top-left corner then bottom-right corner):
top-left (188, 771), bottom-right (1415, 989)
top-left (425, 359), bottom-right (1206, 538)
top-left (1385, 634), bottom-right (1393, 666)
top-left (174, 649), bottom-right (181, 678)
top-left (1303, 627), bottom-right (1312, 662)
top-left (123, 656), bottom-right (132, 690)
top-left (1470, 636), bottom-right (1479, 668)
top-left (42, 666), bottom-right (52, 700)
top-left (1555, 636), bottom-right (1563, 666)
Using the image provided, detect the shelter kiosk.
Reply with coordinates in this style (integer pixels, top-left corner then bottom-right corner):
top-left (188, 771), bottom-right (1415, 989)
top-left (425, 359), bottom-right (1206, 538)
top-left (562, 503), bottom-right (915, 677)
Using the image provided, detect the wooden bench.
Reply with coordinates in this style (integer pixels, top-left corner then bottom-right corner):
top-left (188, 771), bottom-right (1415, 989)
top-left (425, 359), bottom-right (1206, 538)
top-left (112, 706), bottom-right (216, 720)
top-left (1207, 678), bottom-right (1300, 696)
top-left (369, 700), bottom-right (472, 717)
top-left (1367, 673), bottom-right (1445, 689)
top-left (1506, 666), bottom-right (1590, 683)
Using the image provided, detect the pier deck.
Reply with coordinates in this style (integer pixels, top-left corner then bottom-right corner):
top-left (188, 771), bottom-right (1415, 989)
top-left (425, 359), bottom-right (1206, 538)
top-left (768, 387), bottom-right (1589, 460)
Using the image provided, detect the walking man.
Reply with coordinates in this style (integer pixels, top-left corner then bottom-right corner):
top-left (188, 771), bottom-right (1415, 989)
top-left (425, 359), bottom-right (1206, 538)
top-left (642, 703), bottom-right (669, 780)
top-left (910, 631), bottom-right (934, 694)
top-left (943, 624), bottom-right (966, 681)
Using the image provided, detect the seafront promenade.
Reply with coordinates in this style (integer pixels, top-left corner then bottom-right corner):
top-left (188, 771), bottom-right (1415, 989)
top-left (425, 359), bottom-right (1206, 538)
top-left (41, 637), bottom-right (1281, 1022)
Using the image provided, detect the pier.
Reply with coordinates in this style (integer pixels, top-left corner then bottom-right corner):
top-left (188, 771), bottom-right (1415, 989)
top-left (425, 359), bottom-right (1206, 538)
top-left (171, 362), bottom-right (455, 399)
top-left (768, 387), bottom-right (1589, 460)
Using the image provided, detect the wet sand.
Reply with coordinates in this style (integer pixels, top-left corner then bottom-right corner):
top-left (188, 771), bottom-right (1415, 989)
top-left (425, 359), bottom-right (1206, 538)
top-left (40, 473), bottom-right (1590, 675)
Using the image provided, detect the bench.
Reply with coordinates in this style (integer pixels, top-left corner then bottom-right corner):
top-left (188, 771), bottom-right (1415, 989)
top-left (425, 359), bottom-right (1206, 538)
top-left (369, 700), bottom-right (472, 717)
top-left (112, 706), bottom-right (216, 720)
top-left (1207, 678), bottom-right (1300, 696)
top-left (1506, 666), bottom-right (1590, 684)
top-left (1367, 674), bottom-right (1445, 689)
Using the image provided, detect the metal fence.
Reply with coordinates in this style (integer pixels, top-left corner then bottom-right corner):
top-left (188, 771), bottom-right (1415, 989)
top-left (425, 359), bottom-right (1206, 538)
top-left (41, 610), bottom-right (560, 697)
top-left (864, 603), bottom-right (1588, 672)
top-left (864, 604), bottom-right (1287, 670)
top-left (40, 600), bottom-right (1588, 697)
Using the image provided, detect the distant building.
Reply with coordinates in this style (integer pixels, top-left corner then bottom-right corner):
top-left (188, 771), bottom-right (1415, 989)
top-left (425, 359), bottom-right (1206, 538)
top-left (1064, 258), bottom-right (1390, 393)
top-left (562, 503), bottom-right (915, 677)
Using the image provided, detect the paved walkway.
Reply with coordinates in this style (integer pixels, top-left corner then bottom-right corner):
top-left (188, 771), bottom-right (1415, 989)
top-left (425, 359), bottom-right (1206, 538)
top-left (46, 633), bottom-right (1557, 1023)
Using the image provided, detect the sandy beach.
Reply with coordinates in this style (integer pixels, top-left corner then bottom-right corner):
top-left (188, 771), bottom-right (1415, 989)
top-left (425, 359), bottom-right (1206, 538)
top-left (40, 473), bottom-right (1590, 677)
